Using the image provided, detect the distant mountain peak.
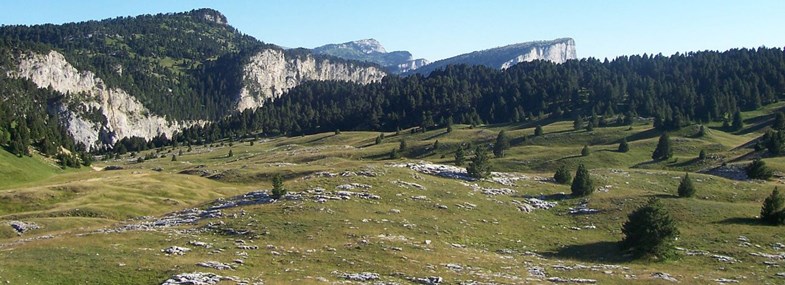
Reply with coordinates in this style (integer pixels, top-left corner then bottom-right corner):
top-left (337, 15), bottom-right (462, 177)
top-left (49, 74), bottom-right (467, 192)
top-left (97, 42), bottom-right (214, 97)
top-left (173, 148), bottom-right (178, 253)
top-left (189, 8), bottom-right (227, 25)
top-left (350, 39), bottom-right (386, 54)
top-left (313, 39), bottom-right (420, 73)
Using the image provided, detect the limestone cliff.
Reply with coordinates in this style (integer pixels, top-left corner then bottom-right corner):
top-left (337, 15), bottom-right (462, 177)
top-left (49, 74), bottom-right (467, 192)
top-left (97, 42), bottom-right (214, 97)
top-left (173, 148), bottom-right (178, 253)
top-left (8, 50), bottom-right (200, 149)
top-left (236, 49), bottom-right (387, 111)
top-left (409, 38), bottom-right (577, 75)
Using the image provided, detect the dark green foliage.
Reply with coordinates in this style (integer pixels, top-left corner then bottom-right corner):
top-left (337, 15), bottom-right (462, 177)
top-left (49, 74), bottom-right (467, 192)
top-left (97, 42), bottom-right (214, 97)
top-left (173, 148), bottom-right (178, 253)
top-left (760, 187), bottom-right (785, 225)
top-left (571, 164), bottom-right (593, 196)
top-left (765, 130), bottom-right (785, 155)
top-left (493, 130), bottom-right (510, 158)
top-left (375, 135), bottom-right (382, 145)
top-left (698, 149), bottom-right (706, 160)
top-left (228, 149), bottom-right (233, 157)
top-left (621, 198), bottom-right (680, 260)
top-left (573, 116), bottom-right (584, 130)
top-left (534, 125), bottom-right (543, 136)
top-left (677, 173), bottom-right (696, 198)
top-left (746, 158), bottom-right (773, 180)
top-left (581, 145), bottom-right (590, 156)
top-left (178, 149), bottom-right (183, 156)
top-left (171, 154), bottom-right (177, 161)
top-left (454, 147), bottom-right (465, 166)
top-left (553, 165), bottom-right (572, 184)
top-left (618, 138), bottom-right (629, 152)
top-left (774, 112), bottom-right (785, 130)
top-left (586, 122), bottom-right (594, 132)
top-left (432, 140), bottom-right (440, 151)
top-left (271, 174), bottom-right (286, 199)
top-left (335, 129), bottom-right (341, 135)
top-left (466, 146), bottom-right (491, 179)
top-left (399, 139), bottom-right (407, 151)
top-left (731, 111), bottom-right (744, 131)
top-left (697, 125), bottom-right (706, 137)
top-left (652, 133), bottom-right (673, 161)
top-left (389, 148), bottom-right (400, 159)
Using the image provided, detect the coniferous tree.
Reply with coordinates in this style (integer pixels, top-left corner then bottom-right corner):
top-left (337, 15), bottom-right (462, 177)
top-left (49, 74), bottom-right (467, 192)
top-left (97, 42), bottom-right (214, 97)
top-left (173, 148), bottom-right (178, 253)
top-left (774, 112), bottom-right (785, 130)
top-left (621, 198), bottom-right (679, 259)
top-left (534, 125), bottom-right (543, 136)
top-left (731, 111), bottom-right (744, 131)
top-left (760, 187), bottom-right (785, 225)
top-left (618, 138), bottom-right (629, 153)
top-left (375, 135), bottom-right (382, 145)
top-left (652, 133), bottom-right (673, 161)
top-left (697, 125), bottom-right (706, 137)
top-left (178, 149), bottom-right (183, 156)
top-left (433, 140), bottom-right (440, 151)
top-left (467, 146), bottom-right (491, 179)
top-left (677, 173), bottom-right (696, 198)
top-left (746, 158), bottom-right (773, 180)
top-left (271, 174), bottom-right (286, 199)
top-left (573, 116), bottom-right (584, 131)
top-left (454, 147), bottom-right (465, 166)
top-left (493, 130), bottom-right (510, 158)
top-left (553, 165), bottom-right (572, 184)
top-left (586, 121), bottom-right (594, 132)
top-left (335, 129), bottom-right (341, 135)
top-left (581, 145), bottom-right (590, 156)
top-left (698, 149), bottom-right (707, 160)
top-left (228, 149), bottom-right (233, 157)
top-left (171, 154), bottom-right (177, 161)
top-left (571, 164), bottom-right (594, 196)
top-left (399, 139), bottom-right (407, 151)
top-left (389, 148), bottom-right (400, 159)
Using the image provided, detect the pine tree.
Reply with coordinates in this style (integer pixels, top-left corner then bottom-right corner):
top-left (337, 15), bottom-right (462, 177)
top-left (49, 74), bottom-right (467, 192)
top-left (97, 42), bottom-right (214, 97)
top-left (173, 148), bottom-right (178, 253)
top-left (433, 140), bottom-right (440, 151)
top-left (581, 145), bottom-right (590, 157)
top-left (621, 198), bottom-right (680, 259)
top-left (746, 158), bottom-right (773, 180)
top-left (228, 149), bottom-right (233, 157)
top-left (774, 112), bottom-right (785, 130)
top-left (389, 148), bottom-right (400, 159)
top-left (375, 135), bottom-right (382, 145)
top-left (697, 125), bottom-right (706, 137)
top-left (493, 130), bottom-right (510, 158)
top-left (698, 149), bottom-right (707, 160)
top-left (652, 133), bottom-right (673, 161)
top-left (454, 147), bottom-right (465, 166)
top-left (534, 125), bottom-right (543, 136)
top-left (573, 116), bottom-right (584, 130)
top-left (171, 154), bottom-right (177, 161)
top-left (618, 138), bottom-right (630, 152)
top-left (553, 165), bottom-right (572, 184)
top-left (178, 149), bottom-right (183, 156)
top-left (677, 173), bottom-right (696, 198)
top-left (271, 174), bottom-right (286, 199)
top-left (571, 164), bottom-right (594, 196)
top-left (760, 187), bottom-right (785, 225)
top-left (399, 139), bottom-right (407, 151)
top-left (335, 129), bottom-right (341, 135)
top-left (586, 121), bottom-right (594, 132)
top-left (467, 146), bottom-right (491, 179)
top-left (731, 111), bottom-right (744, 131)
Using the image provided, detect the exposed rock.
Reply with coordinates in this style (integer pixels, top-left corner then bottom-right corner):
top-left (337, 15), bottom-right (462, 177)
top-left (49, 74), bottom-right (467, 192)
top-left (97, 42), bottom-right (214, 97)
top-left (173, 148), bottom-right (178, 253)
top-left (196, 261), bottom-right (233, 270)
top-left (408, 276), bottom-right (443, 285)
top-left (236, 48), bottom-right (386, 111)
top-left (162, 246), bottom-right (191, 255)
top-left (545, 277), bottom-right (597, 283)
top-left (161, 272), bottom-right (223, 285)
top-left (334, 271), bottom-right (380, 281)
top-left (392, 180), bottom-right (426, 190)
top-left (713, 278), bottom-right (739, 283)
top-left (651, 272), bottom-right (678, 282)
top-left (568, 202), bottom-right (599, 215)
top-left (528, 266), bottom-right (547, 278)
top-left (336, 183), bottom-right (372, 190)
top-left (9, 221), bottom-right (41, 234)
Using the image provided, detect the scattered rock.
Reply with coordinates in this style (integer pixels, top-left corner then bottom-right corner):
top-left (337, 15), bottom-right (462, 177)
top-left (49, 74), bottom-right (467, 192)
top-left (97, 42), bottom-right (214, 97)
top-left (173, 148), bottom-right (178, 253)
top-left (776, 272), bottom-right (785, 277)
top-left (390, 209), bottom-right (401, 214)
top-left (162, 246), bottom-right (191, 255)
top-left (445, 263), bottom-right (464, 272)
top-left (392, 180), bottom-right (426, 190)
top-left (528, 266), bottom-right (547, 278)
top-left (651, 272), bottom-right (678, 282)
top-left (712, 254), bottom-right (738, 263)
top-left (545, 277), bottom-right (597, 283)
top-left (335, 271), bottom-right (380, 281)
top-left (196, 261), bottom-right (233, 270)
top-left (336, 183), bottom-right (372, 190)
top-left (568, 202), bottom-right (599, 215)
top-left (9, 221), bottom-right (40, 234)
top-left (161, 272), bottom-right (222, 285)
top-left (713, 278), bottom-right (739, 283)
top-left (390, 162), bottom-right (473, 181)
top-left (409, 276), bottom-right (443, 284)
top-left (190, 241), bottom-right (211, 248)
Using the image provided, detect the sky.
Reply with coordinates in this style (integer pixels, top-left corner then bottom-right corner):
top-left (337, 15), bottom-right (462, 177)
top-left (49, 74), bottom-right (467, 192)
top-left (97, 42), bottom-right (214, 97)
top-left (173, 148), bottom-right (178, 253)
top-left (2, 0), bottom-right (784, 61)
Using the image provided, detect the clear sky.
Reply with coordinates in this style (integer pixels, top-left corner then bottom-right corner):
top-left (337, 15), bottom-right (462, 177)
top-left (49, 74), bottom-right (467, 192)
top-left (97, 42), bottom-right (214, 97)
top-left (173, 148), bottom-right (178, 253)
top-left (2, 0), bottom-right (784, 61)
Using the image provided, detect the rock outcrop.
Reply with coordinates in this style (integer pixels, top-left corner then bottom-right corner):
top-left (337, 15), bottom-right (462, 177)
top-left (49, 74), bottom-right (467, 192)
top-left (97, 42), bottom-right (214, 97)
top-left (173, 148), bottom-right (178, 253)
top-left (409, 38), bottom-right (577, 75)
top-left (9, 50), bottom-right (200, 149)
top-left (312, 39), bottom-right (428, 74)
top-left (236, 48), bottom-right (386, 111)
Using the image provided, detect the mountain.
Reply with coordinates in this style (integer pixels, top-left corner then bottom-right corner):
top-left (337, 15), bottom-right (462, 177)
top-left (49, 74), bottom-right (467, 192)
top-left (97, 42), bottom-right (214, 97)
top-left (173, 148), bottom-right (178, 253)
top-left (407, 38), bottom-right (576, 75)
top-left (313, 39), bottom-right (429, 74)
top-left (0, 9), bottom-right (384, 151)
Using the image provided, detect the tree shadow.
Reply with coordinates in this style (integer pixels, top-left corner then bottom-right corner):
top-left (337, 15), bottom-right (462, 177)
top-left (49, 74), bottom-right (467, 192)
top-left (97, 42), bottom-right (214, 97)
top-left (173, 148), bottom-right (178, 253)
top-left (542, 241), bottom-right (632, 263)
top-left (423, 131), bottom-right (449, 141)
top-left (624, 128), bottom-right (661, 142)
top-left (556, 154), bottom-right (583, 161)
top-left (714, 217), bottom-right (761, 226)
top-left (669, 157), bottom-right (699, 167)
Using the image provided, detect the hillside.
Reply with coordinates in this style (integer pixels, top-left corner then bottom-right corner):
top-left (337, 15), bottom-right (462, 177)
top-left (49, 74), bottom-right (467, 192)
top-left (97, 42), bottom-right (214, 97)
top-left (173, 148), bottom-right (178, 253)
top-left (2, 102), bottom-right (785, 284)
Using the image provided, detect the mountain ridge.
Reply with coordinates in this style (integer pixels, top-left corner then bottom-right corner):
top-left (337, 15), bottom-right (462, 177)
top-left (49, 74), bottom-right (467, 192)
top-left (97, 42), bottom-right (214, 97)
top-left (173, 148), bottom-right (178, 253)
top-left (312, 39), bottom-right (429, 74)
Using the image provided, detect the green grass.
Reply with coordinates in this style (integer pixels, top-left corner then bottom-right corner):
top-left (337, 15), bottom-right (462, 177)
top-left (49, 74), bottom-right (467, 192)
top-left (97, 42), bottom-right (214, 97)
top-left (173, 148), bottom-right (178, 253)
top-left (0, 150), bottom-right (64, 189)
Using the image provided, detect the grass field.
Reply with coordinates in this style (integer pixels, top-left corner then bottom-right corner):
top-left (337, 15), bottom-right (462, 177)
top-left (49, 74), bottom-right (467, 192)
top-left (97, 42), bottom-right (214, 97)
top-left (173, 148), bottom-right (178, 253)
top-left (2, 104), bottom-right (785, 284)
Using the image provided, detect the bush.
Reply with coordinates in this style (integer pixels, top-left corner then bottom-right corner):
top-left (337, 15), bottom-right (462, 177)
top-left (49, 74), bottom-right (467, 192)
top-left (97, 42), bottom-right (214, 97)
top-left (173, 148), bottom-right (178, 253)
top-left (389, 148), bottom-right (400, 159)
top-left (621, 198), bottom-right (679, 260)
top-left (571, 164), bottom-right (593, 196)
top-left (618, 138), bottom-right (629, 153)
top-left (761, 187), bottom-right (785, 225)
top-left (271, 174), bottom-right (286, 199)
top-left (677, 173), bottom-right (696, 198)
top-left (467, 146), bottom-right (491, 179)
top-left (493, 130), bottom-right (510, 158)
top-left (652, 133), bottom-right (672, 161)
top-left (454, 147), bottom-right (465, 166)
top-left (698, 149), bottom-right (706, 160)
top-left (581, 145), bottom-right (590, 156)
top-left (534, 125), bottom-right (543, 136)
top-left (746, 158), bottom-right (773, 180)
top-left (553, 165), bottom-right (572, 184)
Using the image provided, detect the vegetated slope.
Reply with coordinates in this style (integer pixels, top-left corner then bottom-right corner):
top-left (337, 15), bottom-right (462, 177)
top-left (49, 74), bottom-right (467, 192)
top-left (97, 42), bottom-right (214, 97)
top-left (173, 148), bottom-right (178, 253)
top-left (1, 104), bottom-right (784, 283)
top-left (0, 149), bottom-right (63, 189)
top-left (185, 47), bottom-right (785, 139)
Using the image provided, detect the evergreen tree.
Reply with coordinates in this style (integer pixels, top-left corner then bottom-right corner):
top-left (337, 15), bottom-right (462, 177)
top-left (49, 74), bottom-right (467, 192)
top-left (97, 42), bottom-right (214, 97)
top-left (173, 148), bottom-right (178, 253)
top-left (335, 129), bottom-right (341, 135)
top-left (399, 139), bottom-right (407, 151)
top-left (534, 125), bottom-right (543, 136)
top-left (271, 174), bottom-right (286, 199)
top-left (698, 149), bottom-right (707, 160)
top-left (760, 187), bottom-right (785, 225)
top-left (586, 121), bottom-right (594, 132)
top-left (553, 165), bottom-right (572, 184)
top-left (697, 125), bottom-right (706, 137)
top-left (571, 164), bottom-right (594, 196)
top-left (731, 111), bottom-right (744, 131)
top-left (573, 116), bottom-right (584, 131)
top-left (433, 140), bottom-right (440, 151)
top-left (228, 149), bottom-right (233, 157)
top-left (618, 138), bottom-right (630, 152)
top-left (581, 145), bottom-right (590, 156)
top-left (774, 112), bottom-right (785, 130)
top-left (454, 147), bottom-right (465, 166)
top-left (467, 146), bottom-right (492, 179)
top-left (389, 148), bottom-right (400, 159)
top-left (746, 158), bottom-right (773, 180)
top-left (493, 130), bottom-right (510, 158)
top-left (652, 133), bottom-right (673, 161)
top-left (621, 198), bottom-right (680, 259)
top-left (375, 135), bottom-right (382, 145)
top-left (178, 149), bottom-right (183, 156)
top-left (171, 154), bottom-right (177, 161)
top-left (677, 173), bottom-right (696, 198)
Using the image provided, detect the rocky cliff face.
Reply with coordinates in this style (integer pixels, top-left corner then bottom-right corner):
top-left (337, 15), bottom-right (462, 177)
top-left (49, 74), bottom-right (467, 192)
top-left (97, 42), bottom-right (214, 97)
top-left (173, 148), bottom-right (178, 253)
top-left (9, 50), bottom-right (199, 149)
top-left (312, 39), bottom-right (427, 74)
top-left (409, 38), bottom-right (577, 75)
top-left (236, 49), bottom-right (387, 111)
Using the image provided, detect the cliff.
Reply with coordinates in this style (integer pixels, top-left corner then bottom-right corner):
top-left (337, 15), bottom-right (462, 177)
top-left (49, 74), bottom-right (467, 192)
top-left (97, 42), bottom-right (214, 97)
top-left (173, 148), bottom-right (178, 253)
top-left (236, 49), bottom-right (387, 111)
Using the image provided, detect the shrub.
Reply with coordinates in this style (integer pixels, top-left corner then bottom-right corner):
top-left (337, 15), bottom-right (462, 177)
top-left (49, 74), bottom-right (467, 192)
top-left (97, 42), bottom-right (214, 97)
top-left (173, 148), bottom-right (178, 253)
top-left (621, 198), bottom-right (679, 260)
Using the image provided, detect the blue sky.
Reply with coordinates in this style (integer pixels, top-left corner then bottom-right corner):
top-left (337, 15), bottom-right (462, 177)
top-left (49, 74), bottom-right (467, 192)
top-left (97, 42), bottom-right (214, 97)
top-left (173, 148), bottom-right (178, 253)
top-left (2, 0), bottom-right (784, 61)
